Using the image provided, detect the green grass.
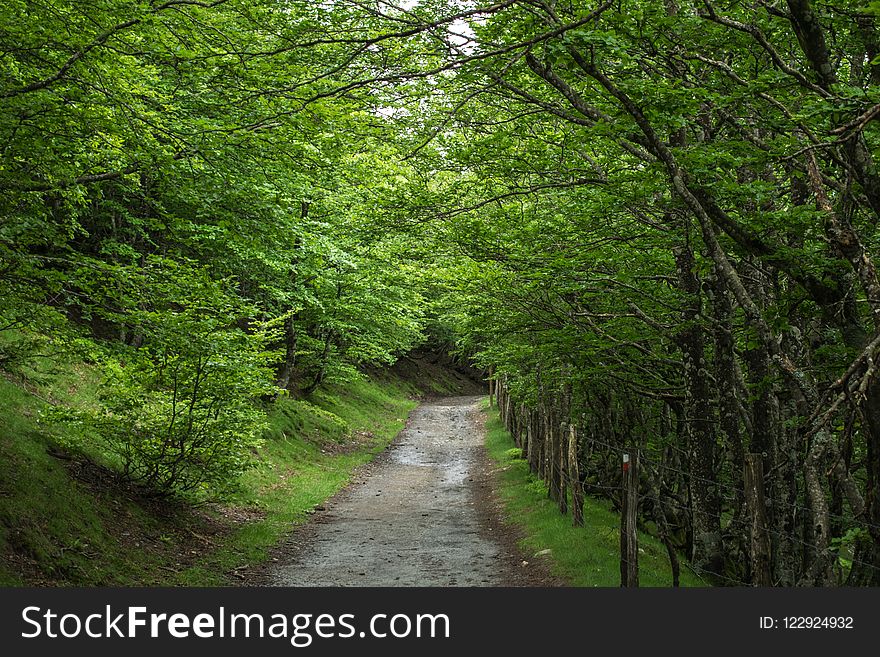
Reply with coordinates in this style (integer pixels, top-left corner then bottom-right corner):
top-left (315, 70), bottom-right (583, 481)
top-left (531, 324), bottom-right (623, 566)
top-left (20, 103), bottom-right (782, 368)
top-left (0, 336), bottom-right (421, 586)
top-left (172, 377), bottom-right (419, 584)
top-left (0, 374), bottom-right (175, 585)
top-left (483, 407), bottom-right (706, 587)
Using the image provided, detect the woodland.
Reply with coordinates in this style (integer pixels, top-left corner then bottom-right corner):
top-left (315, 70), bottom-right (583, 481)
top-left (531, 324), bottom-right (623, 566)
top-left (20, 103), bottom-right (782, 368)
top-left (2, 0), bottom-right (880, 586)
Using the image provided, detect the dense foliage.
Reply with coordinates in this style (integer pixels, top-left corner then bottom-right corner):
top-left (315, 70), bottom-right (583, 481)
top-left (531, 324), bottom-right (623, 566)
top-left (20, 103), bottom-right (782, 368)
top-left (403, 0), bottom-right (880, 586)
top-left (0, 0), bottom-right (433, 497)
top-left (3, 0), bottom-right (880, 586)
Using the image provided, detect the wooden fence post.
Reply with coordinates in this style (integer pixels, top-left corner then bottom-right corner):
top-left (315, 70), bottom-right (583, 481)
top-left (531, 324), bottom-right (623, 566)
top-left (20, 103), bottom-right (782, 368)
top-left (545, 407), bottom-right (558, 503)
top-left (498, 383), bottom-right (505, 424)
top-left (558, 421), bottom-right (568, 515)
top-left (488, 365), bottom-right (494, 408)
top-left (538, 410), bottom-right (546, 481)
top-left (568, 425), bottom-right (584, 527)
top-left (510, 405), bottom-right (516, 445)
top-left (529, 410), bottom-right (540, 475)
top-left (526, 413), bottom-right (535, 473)
top-left (744, 454), bottom-right (772, 586)
top-left (535, 410), bottom-right (542, 475)
top-left (620, 450), bottom-right (639, 587)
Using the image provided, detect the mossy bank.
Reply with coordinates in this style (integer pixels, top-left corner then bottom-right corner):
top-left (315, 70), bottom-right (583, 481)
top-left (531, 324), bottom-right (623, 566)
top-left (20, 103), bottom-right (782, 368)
top-left (0, 347), bottom-right (478, 586)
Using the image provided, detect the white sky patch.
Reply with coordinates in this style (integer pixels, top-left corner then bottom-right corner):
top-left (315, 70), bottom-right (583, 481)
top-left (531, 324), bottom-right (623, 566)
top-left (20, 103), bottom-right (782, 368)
top-left (370, 0), bottom-right (481, 119)
top-left (391, 1), bottom-right (478, 54)
top-left (447, 17), bottom-right (477, 54)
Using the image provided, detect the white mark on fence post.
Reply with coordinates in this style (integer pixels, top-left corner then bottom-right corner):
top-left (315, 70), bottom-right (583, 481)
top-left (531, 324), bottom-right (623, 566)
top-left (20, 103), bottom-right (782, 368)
top-left (620, 450), bottom-right (638, 587)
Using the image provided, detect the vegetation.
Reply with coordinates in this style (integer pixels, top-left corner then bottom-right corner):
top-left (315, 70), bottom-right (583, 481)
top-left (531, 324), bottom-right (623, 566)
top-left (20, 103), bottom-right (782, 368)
top-left (0, 356), bottom-right (419, 585)
top-left (484, 408), bottom-right (703, 587)
top-left (2, 0), bottom-right (880, 587)
top-left (171, 375), bottom-right (420, 585)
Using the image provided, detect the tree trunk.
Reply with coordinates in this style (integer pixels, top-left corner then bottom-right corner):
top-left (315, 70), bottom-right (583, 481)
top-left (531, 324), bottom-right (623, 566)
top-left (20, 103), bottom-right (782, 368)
top-left (275, 313), bottom-right (298, 391)
top-left (568, 424), bottom-right (584, 527)
top-left (744, 454), bottom-right (773, 586)
top-left (710, 268), bottom-right (745, 566)
top-left (857, 378), bottom-right (880, 585)
top-left (674, 241), bottom-right (722, 577)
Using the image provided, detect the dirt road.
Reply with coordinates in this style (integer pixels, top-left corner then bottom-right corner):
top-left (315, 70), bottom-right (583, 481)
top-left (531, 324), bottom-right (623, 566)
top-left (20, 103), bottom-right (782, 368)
top-left (268, 396), bottom-right (550, 586)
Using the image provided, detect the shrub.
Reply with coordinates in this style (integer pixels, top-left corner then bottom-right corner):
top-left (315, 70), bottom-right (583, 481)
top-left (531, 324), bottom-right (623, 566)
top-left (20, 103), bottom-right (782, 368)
top-left (55, 259), bottom-right (279, 498)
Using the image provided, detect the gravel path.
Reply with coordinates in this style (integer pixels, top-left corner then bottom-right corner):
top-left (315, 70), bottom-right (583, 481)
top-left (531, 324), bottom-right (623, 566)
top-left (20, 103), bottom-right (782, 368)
top-left (268, 396), bottom-right (511, 586)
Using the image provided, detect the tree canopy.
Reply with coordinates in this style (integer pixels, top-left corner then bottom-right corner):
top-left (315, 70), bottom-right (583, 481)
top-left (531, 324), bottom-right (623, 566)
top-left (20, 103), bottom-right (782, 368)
top-left (3, 0), bottom-right (880, 586)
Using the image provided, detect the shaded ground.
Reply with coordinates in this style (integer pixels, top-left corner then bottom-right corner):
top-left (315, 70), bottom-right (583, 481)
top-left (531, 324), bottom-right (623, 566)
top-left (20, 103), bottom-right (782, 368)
top-left (263, 396), bottom-right (562, 587)
top-left (1, 448), bottom-right (241, 586)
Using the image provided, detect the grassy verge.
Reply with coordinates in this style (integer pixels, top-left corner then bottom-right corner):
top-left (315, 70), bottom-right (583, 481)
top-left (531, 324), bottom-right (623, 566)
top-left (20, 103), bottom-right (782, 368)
top-left (172, 378), bottom-right (419, 585)
top-left (0, 350), bottom-right (422, 585)
top-left (0, 371), bottom-right (174, 586)
top-left (483, 406), bottom-right (705, 587)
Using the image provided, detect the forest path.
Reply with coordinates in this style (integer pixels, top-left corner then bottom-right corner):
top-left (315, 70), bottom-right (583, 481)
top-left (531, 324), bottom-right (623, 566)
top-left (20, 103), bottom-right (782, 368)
top-left (267, 396), bottom-right (546, 586)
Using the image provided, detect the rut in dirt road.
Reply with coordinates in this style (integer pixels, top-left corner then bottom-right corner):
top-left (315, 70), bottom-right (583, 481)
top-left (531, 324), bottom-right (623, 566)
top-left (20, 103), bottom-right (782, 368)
top-left (269, 396), bottom-right (506, 586)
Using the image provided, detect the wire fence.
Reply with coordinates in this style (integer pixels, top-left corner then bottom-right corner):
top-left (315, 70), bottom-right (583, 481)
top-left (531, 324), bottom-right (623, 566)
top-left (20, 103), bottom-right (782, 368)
top-left (498, 407), bottom-right (880, 583)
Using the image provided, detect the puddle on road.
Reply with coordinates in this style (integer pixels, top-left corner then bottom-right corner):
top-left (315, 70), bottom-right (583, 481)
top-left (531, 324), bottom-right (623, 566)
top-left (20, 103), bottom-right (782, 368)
top-left (268, 395), bottom-right (501, 587)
